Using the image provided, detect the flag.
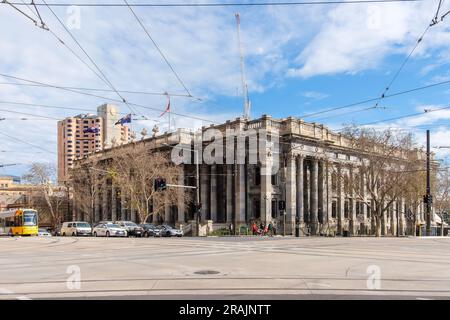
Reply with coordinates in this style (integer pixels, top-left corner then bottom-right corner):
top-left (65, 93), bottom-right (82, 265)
top-left (159, 93), bottom-right (171, 117)
top-left (115, 113), bottom-right (132, 125)
top-left (83, 126), bottom-right (100, 134)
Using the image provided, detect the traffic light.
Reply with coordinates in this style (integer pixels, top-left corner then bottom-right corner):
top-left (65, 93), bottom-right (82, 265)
top-left (154, 177), bottom-right (167, 191)
top-left (423, 194), bottom-right (433, 204)
top-left (278, 200), bottom-right (286, 211)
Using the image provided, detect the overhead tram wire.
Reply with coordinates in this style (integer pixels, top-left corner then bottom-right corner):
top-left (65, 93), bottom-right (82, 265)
top-left (0, 108), bottom-right (60, 120)
top-left (369, 0), bottom-right (444, 109)
top-left (0, 82), bottom-right (197, 99)
top-left (40, 0), bottom-right (149, 120)
top-left (5, 0), bottom-right (425, 7)
top-left (300, 78), bottom-right (450, 119)
top-left (301, 0), bottom-right (446, 121)
top-left (0, 73), bottom-right (217, 124)
top-left (123, 0), bottom-right (192, 98)
top-left (0, 130), bottom-right (56, 155)
top-left (334, 105), bottom-right (450, 131)
top-left (5, 0), bottom-right (147, 120)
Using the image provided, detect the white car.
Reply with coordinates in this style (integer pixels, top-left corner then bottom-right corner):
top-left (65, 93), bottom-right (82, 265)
top-left (60, 221), bottom-right (92, 236)
top-left (38, 228), bottom-right (52, 237)
top-left (92, 223), bottom-right (127, 237)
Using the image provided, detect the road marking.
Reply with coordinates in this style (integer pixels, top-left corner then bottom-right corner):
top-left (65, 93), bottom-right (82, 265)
top-left (416, 297), bottom-right (433, 300)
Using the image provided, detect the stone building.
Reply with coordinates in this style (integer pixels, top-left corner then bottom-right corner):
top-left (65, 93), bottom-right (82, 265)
top-left (71, 114), bottom-right (435, 236)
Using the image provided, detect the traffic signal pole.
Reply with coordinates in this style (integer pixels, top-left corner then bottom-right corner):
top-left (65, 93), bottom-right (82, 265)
top-left (426, 130), bottom-right (432, 236)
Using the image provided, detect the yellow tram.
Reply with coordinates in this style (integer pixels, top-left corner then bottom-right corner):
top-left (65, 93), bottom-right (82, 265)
top-left (0, 209), bottom-right (39, 236)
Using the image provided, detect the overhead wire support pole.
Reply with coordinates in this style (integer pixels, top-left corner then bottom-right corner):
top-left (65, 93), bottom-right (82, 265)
top-left (426, 130), bottom-right (432, 236)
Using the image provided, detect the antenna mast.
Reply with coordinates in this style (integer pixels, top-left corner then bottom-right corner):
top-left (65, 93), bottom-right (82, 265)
top-left (235, 13), bottom-right (250, 120)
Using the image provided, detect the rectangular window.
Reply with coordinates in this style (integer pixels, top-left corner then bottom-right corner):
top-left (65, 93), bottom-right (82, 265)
top-left (271, 174), bottom-right (277, 185)
top-left (271, 200), bottom-right (277, 218)
top-left (254, 167), bottom-right (261, 186)
top-left (332, 201), bottom-right (337, 218)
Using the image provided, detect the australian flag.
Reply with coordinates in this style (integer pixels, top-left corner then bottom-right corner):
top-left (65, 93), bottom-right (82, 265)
top-left (115, 113), bottom-right (132, 125)
top-left (83, 126), bottom-right (100, 134)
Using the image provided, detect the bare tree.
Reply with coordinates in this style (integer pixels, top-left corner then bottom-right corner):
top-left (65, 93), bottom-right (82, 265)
top-left (69, 158), bottom-right (107, 225)
top-left (340, 126), bottom-right (425, 237)
top-left (22, 163), bottom-right (67, 228)
top-left (434, 165), bottom-right (450, 236)
top-left (109, 143), bottom-right (186, 223)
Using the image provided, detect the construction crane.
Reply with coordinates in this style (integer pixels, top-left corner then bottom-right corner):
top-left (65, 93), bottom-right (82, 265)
top-left (235, 13), bottom-right (251, 120)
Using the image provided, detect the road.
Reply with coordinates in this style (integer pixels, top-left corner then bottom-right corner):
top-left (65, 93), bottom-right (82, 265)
top-left (0, 236), bottom-right (450, 300)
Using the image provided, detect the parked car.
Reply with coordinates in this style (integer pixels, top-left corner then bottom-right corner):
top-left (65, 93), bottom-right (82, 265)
top-left (156, 225), bottom-right (183, 237)
top-left (140, 223), bottom-right (158, 237)
top-left (60, 221), bottom-right (92, 236)
top-left (53, 224), bottom-right (62, 236)
top-left (115, 221), bottom-right (144, 237)
top-left (92, 223), bottom-right (127, 237)
top-left (38, 228), bottom-right (52, 237)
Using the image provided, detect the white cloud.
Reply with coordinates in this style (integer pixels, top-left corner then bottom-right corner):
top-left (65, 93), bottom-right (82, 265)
top-left (301, 90), bottom-right (329, 100)
top-left (289, 1), bottom-right (450, 78)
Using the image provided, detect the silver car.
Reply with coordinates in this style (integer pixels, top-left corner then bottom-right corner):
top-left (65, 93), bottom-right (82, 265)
top-left (157, 225), bottom-right (183, 237)
top-left (92, 223), bottom-right (127, 237)
top-left (115, 221), bottom-right (144, 237)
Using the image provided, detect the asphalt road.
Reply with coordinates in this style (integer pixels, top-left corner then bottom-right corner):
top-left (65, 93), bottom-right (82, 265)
top-left (1, 236), bottom-right (450, 300)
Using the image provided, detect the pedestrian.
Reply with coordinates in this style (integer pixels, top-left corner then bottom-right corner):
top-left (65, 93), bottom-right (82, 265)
top-left (263, 224), bottom-right (269, 236)
top-left (268, 222), bottom-right (274, 237)
top-left (252, 222), bottom-right (258, 236)
top-left (229, 223), bottom-right (234, 236)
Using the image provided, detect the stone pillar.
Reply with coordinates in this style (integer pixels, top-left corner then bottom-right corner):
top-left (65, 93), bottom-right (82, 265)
top-left (381, 200), bottom-right (388, 236)
top-left (111, 185), bottom-right (117, 222)
top-left (326, 162), bottom-right (333, 226)
top-left (362, 173), bottom-right (368, 235)
top-left (177, 168), bottom-right (185, 223)
top-left (286, 153), bottom-right (296, 235)
top-left (235, 164), bottom-right (246, 224)
top-left (226, 165), bottom-right (233, 223)
top-left (131, 205), bottom-right (137, 223)
top-left (210, 165), bottom-right (217, 222)
top-left (318, 160), bottom-right (326, 232)
top-left (102, 182), bottom-right (108, 221)
top-left (337, 164), bottom-right (345, 235)
top-left (392, 200), bottom-right (398, 236)
top-left (310, 158), bottom-right (319, 235)
top-left (399, 197), bottom-right (405, 236)
top-left (296, 156), bottom-right (304, 229)
top-left (200, 165), bottom-right (209, 220)
top-left (261, 163), bottom-right (272, 224)
top-left (94, 187), bottom-right (100, 223)
top-left (164, 198), bottom-right (171, 224)
top-left (349, 167), bottom-right (357, 235)
top-left (120, 189), bottom-right (127, 221)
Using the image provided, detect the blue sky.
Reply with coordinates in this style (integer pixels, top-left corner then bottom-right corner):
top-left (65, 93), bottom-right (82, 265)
top-left (1, 0), bottom-right (450, 178)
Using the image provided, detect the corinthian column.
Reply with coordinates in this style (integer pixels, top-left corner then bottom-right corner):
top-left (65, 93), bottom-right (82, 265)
top-left (111, 185), bottom-right (117, 222)
top-left (210, 165), bottom-right (217, 222)
top-left (226, 165), bottom-right (233, 223)
top-left (286, 153), bottom-right (296, 235)
top-left (310, 158), bottom-right (319, 235)
top-left (296, 156), bottom-right (304, 228)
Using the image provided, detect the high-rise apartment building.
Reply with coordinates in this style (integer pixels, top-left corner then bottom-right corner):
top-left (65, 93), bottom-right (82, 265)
top-left (57, 104), bottom-right (129, 183)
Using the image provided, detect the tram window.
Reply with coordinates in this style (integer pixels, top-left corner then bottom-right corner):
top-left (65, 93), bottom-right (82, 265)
top-left (23, 214), bottom-right (37, 226)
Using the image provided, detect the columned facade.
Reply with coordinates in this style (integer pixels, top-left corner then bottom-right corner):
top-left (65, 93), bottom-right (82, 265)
top-left (72, 115), bottom-right (427, 236)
